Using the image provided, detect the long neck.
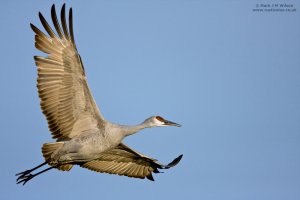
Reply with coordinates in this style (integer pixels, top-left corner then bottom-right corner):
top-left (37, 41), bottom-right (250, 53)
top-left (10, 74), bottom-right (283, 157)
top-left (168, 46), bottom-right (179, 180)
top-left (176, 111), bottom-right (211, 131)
top-left (122, 122), bottom-right (149, 137)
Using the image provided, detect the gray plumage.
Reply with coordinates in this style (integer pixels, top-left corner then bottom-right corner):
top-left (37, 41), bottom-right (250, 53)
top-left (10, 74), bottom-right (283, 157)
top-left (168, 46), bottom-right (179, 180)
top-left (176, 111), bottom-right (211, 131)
top-left (16, 4), bottom-right (182, 185)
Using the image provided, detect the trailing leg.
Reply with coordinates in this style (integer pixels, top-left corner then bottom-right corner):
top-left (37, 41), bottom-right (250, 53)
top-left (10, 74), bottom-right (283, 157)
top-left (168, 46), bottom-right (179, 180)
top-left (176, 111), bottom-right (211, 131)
top-left (16, 166), bottom-right (54, 185)
top-left (16, 162), bottom-right (47, 181)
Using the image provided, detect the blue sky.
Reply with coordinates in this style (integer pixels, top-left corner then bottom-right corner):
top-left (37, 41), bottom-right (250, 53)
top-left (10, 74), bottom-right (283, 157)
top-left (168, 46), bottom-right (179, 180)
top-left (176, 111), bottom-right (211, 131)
top-left (1, 1), bottom-right (299, 199)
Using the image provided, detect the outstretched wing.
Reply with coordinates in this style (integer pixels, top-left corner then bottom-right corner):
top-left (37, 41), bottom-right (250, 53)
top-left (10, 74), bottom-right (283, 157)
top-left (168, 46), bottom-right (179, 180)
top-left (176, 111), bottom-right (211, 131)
top-left (31, 4), bottom-right (104, 141)
top-left (80, 143), bottom-right (183, 181)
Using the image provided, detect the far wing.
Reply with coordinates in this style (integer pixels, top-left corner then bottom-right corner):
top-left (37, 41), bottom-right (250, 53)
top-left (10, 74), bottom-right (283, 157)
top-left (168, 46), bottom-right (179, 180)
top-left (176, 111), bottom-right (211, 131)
top-left (80, 143), bottom-right (183, 180)
top-left (31, 4), bottom-right (105, 141)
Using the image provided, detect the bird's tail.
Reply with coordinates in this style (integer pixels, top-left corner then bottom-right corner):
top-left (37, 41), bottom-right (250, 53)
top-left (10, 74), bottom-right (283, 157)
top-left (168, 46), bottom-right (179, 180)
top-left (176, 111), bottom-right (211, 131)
top-left (42, 142), bottom-right (73, 171)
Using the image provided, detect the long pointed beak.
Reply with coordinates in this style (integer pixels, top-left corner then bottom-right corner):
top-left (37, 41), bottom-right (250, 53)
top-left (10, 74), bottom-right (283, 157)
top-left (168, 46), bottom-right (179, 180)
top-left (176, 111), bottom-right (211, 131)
top-left (164, 120), bottom-right (181, 127)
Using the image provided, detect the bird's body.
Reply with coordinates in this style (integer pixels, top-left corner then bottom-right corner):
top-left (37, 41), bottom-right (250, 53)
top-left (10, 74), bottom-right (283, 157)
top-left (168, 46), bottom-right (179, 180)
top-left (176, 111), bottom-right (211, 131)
top-left (16, 4), bottom-right (182, 185)
top-left (45, 120), bottom-right (153, 165)
top-left (47, 122), bottom-right (125, 164)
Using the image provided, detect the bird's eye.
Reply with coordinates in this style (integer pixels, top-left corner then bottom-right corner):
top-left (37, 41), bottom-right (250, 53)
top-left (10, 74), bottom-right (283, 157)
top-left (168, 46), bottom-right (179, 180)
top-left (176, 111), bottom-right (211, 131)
top-left (155, 116), bottom-right (165, 122)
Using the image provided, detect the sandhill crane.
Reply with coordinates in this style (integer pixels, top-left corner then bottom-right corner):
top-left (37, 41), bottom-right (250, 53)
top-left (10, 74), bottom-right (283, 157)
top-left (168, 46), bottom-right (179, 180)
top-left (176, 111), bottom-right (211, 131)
top-left (16, 4), bottom-right (182, 185)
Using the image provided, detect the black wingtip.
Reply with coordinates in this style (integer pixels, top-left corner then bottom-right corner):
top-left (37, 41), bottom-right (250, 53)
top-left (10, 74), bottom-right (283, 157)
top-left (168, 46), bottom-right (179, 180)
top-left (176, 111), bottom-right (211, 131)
top-left (146, 173), bottom-right (155, 181)
top-left (61, 3), bottom-right (70, 40)
top-left (165, 154), bottom-right (183, 169)
top-left (30, 23), bottom-right (39, 34)
top-left (69, 6), bottom-right (76, 46)
top-left (62, 3), bottom-right (66, 11)
top-left (69, 7), bottom-right (73, 19)
top-left (51, 4), bottom-right (56, 15)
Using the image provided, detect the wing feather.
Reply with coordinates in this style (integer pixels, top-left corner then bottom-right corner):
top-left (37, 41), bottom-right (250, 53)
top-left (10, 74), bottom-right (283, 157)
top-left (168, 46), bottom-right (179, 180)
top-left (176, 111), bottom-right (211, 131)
top-left (69, 8), bottom-right (76, 47)
top-left (60, 4), bottom-right (70, 40)
top-left (38, 12), bottom-right (56, 38)
top-left (32, 4), bottom-right (105, 141)
top-left (51, 5), bottom-right (64, 39)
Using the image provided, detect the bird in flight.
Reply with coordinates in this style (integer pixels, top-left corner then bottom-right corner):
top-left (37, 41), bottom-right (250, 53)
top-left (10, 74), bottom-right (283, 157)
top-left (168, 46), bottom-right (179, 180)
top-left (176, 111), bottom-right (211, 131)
top-left (16, 4), bottom-right (183, 185)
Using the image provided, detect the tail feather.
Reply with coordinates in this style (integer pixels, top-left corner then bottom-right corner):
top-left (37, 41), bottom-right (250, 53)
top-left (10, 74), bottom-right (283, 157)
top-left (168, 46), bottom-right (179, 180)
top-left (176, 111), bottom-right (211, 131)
top-left (42, 142), bottom-right (63, 161)
top-left (41, 142), bottom-right (73, 171)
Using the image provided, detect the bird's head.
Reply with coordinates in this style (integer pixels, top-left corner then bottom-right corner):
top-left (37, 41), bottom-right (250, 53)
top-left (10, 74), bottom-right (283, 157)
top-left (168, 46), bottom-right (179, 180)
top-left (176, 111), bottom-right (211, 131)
top-left (144, 116), bottom-right (181, 128)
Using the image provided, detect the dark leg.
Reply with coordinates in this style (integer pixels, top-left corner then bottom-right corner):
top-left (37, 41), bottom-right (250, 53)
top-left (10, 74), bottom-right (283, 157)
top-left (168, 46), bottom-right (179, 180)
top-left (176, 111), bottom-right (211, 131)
top-left (16, 162), bottom-right (47, 181)
top-left (16, 166), bottom-right (54, 185)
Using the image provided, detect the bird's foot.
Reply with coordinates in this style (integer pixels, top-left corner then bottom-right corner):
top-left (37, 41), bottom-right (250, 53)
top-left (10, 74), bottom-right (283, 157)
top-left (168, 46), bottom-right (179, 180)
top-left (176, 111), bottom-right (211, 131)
top-left (16, 173), bottom-right (35, 185)
top-left (15, 170), bottom-right (32, 182)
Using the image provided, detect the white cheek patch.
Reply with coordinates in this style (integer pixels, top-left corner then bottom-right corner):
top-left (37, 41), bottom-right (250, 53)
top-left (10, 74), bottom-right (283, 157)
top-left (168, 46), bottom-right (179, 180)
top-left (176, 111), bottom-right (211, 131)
top-left (154, 118), bottom-right (165, 126)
